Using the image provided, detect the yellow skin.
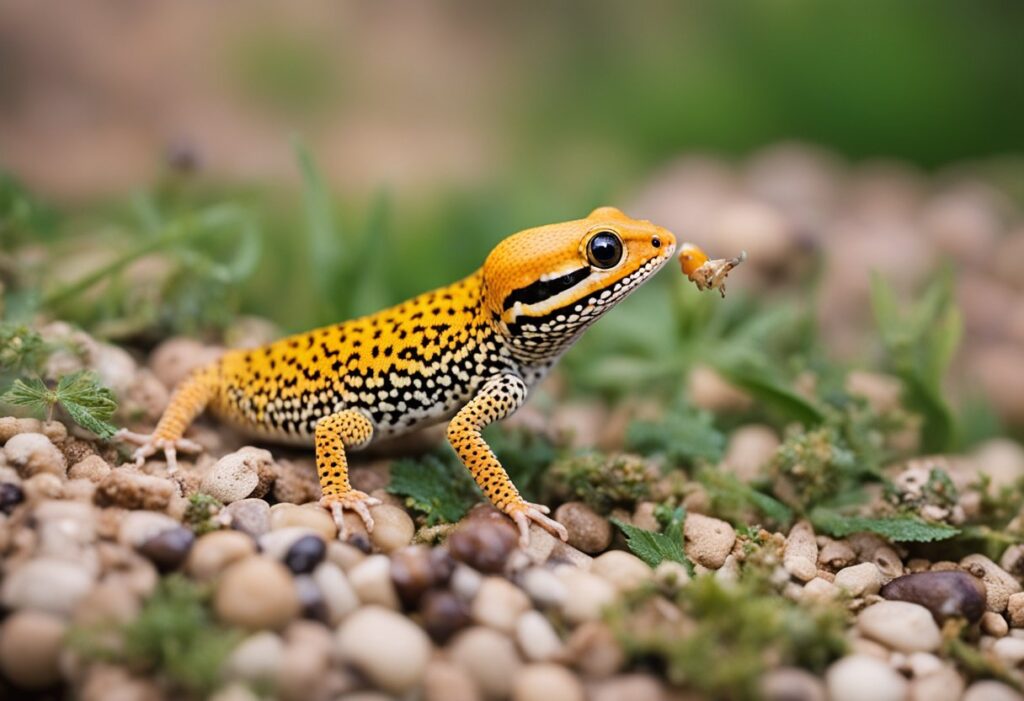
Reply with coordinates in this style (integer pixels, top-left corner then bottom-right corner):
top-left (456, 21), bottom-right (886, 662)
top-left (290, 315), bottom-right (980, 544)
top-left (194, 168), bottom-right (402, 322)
top-left (121, 207), bottom-right (677, 545)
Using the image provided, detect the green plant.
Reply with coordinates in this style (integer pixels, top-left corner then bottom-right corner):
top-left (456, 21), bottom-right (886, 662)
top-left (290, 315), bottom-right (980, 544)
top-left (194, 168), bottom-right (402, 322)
top-left (612, 507), bottom-right (693, 572)
top-left (2, 370), bottom-right (118, 438)
top-left (387, 452), bottom-right (481, 525)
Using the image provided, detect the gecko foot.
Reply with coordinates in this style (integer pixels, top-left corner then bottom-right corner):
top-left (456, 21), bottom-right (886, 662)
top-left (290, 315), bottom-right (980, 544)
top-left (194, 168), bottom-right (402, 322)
top-left (115, 429), bottom-right (203, 474)
top-left (322, 490), bottom-right (381, 540)
top-left (505, 500), bottom-right (569, 548)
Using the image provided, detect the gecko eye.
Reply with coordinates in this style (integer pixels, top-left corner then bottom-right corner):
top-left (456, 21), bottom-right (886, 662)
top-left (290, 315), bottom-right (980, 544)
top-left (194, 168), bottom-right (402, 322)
top-left (587, 231), bottom-right (623, 269)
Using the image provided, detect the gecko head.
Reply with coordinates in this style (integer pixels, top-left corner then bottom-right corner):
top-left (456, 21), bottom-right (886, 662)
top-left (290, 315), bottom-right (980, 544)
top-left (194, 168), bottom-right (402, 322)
top-left (482, 206), bottom-right (677, 352)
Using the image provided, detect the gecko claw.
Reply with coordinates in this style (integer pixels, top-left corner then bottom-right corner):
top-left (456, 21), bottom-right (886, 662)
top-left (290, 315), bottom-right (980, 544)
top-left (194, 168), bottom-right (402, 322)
top-left (322, 491), bottom-right (381, 540)
top-left (507, 501), bottom-right (568, 548)
top-left (115, 429), bottom-right (202, 474)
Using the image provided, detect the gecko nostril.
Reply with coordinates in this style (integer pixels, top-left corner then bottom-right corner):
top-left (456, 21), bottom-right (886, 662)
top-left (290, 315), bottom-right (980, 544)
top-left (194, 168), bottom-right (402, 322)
top-left (652, 236), bottom-right (661, 249)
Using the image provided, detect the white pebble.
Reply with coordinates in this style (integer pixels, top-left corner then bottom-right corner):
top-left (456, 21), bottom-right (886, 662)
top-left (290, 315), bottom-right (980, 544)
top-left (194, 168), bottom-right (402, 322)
top-left (311, 562), bottom-right (359, 625)
top-left (472, 576), bottom-right (532, 634)
top-left (683, 513), bottom-right (736, 569)
top-left (834, 562), bottom-right (882, 597)
top-left (591, 550), bottom-right (653, 591)
top-left (992, 636), bottom-right (1024, 665)
top-left (857, 601), bottom-right (942, 653)
top-left (227, 632), bottom-right (283, 682)
top-left (908, 665), bottom-right (964, 701)
top-left (336, 606), bottom-right (432, 694)
top-left (4, 433), bottom-right (66, 478)
top-left (826, 655), bottom-right (908, 701)
top-left (784, 520), bottom-right (818, 583)
top-left (1, 557), bottom-right (94, 616)
top-left (516, 610), bottom-right (564, 662)
top-left (521, 567), bottom-right (568, 608)
top-left (557, 568), bottom-right (616, 624)
top-left (512, 663), bottom-right (585, 701)
top-left (348, 554), bottom-right (400, 609)
top-left (962, 680), bottom-right (1024, 701)
top-left (449, 626), bottom-right (523, 699)
top-left (201, 447), bottom-right (273, 504)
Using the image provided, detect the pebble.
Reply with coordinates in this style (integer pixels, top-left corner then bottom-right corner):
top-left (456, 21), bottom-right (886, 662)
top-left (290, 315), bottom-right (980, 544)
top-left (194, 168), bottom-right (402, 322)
top-left (592, 550), bottom-right (654, 591)
top-left (326, 540), bottom-right (367, 572)
top-left (803, 577), bottom-right (840, 603)
top-left (283, 534), bottom-right (326, 574)
top-left (981, 611), bottom-right (1009, 637)
top-left (960, 554), bottom-right (1021, 612)
top-left (276, 635), bottom-right (332, 701)
top-left (723, 424), bottom-right (780, 481)
top-left (1, 557), bottom-right (94, 615)
top-left (818, 539), bottom-right (856, 570)
top-left (68, 455), bottom-right (111, 483)
top-left (201, 447), bottom-right (273, 503)
top-left (224, 498), bottom-right (271, 537)
top-left (880, 570), bottom-right (987, 623)
top-left (336, 605), bottom-right (432, 694)
top-left (825, 655), bottom-right (908, 701)
top-left (311, 562), bottom-right (359, 625)
top-left (227, 632), bottom-right (283, 683)
top-left (654, 560), bottom-right (691, 591)
top-left (368, 503), bottom-right (415, 552)
top-left (423, 659), bottom-right (480, 701)
top-left (908, 665), bottom-right (964, 701)
top-left (348, 554), bottom-right (400, 609)
top-left (0, 482), bottom-right (25, 515)
top-left (96, 469), bottom-right (175, 511)
top-left (565, 621), bottom-right (625, 677)
top-left (451, 563), bottom-right (484, 601)
top-left (3, 433), bottom-right (65, 478)
top-left (683, 513), bottom-right (736, 569)
top-left (555, 501), bottom-right (612, 554)
top-left (448, 512), bottom-right (518, 573)
top-left (73, 580), bottom-right (141, 627)
top-left (521, 566), bottom-right (568, 608)
top-left (0, 610), bottom-right (67, 689)
top-left (992, 636), bottom-right (1024, 665)
top-left (558, 568), bottom-right (617, 624)
top-left (513, 663), bottom-right (585, 701)
top-left (269, 503), bottom-right (337, 541)
top-left (516, 610), bottom-right (564, 662)
top-left (421, 589), bottom-right (472, 643)
top-left (137, 526), bottom-right (195, 572)
top-left (214, 556), bottom-right (301, 630)
top-left (589, 675), bottom-right (664, 701)
top-left (834, 563), bottom-right (882, 597)
top-left (857, 601), bottom-right (942, 652)
top-left (472, 575), bottom-right (533, 633)
top-left (1009, 592), bottom-right (1024, 628)
top-left (1000, 544), bottom-right (1024, 580)
top-left (760, 666), bottom-right (826, 701)
top-left (391, 545), bottom-right (454, 607)
top-left (0, 416), bottom-right (43, 443)
top-left (449, 626), bottom-right (523, 699)
top-left (962, 681), bottom-right (1024, 701)
top-left (186, 530), bottom-right (257, 581)
top-left (784, 520), bottom-right (819, 583)
top-left (117, 510), bottom-right (180, 548)
top-left (22, 472), bottom-right (63, 501)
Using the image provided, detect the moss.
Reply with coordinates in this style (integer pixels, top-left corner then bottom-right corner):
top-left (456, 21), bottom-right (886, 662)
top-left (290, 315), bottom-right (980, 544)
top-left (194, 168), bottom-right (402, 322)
top-left (607, 572), bottom-right (848, 701)
top-left (183, 492), bottom-right (224, 536)
top-left (542, 452), bottom-right (657, 512)
top-left (69, 575), bottom-right (241, 699)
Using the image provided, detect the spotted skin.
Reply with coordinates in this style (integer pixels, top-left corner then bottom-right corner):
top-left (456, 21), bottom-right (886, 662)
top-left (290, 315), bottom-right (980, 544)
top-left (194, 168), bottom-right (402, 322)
top-left (123, 207), bottom-right (678, 544)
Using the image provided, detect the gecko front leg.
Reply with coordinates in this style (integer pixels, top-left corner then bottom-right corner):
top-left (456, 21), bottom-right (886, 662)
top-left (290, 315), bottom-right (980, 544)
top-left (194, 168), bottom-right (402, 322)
top-left (447, 374), bottom-right (568, 547)
top-left (314, 409), bottom-right (380, 538)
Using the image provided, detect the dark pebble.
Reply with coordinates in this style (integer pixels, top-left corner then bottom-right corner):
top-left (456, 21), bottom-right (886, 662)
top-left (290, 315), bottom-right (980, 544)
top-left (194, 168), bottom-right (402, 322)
top-left (284, 535), bottom-right (327, 574)
top-left (447, 510), bottom-right (518, 574)
top-left (348, 532), bottom-right (372, 554)
top-left (391, 546), bottom-right (457, 608)
top-left (420, 589), bottom-right (471, 643)
top-left (138, 526), bottom-right (196, 572)
top-left (0, 482), bottom-right (25, 515)
top-left (294, 574), bottom-right (328, 622)
top-left (881, 570), bottom-right (987, 623)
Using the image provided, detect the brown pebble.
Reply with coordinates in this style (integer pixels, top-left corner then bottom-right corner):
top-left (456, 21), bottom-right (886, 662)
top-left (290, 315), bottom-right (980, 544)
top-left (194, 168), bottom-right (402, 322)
top-left (391, 545), bottom-right (453, 608)
top-left (421, 589), bottom-right (472, 643)
top-left (0, 610), bottom-right (67, 689)
top-left (138, 526), bottom-right (195, 572)
top-left (448, 510), bottom-right (518, 574)
top-left (95, 469), bottom-right (175, 511)
top-left (880, 571), bottom-right (987, 623)
top-left (555, 501), bottom-right (612, 554)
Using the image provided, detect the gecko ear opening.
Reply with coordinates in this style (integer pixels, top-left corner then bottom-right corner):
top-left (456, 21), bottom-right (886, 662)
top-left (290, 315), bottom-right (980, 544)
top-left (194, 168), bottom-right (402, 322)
top-left (587, 206), bottom-right (627, 220)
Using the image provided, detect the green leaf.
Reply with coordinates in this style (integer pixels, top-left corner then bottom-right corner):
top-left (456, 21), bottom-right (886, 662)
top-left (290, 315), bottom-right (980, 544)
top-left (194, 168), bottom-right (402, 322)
top-left (627, 404), bottom-right (725, 466)
top-left (698, 467), bottom-right (794, 526)
top-left (713, 358), bottom-right (825, 426)
top-left (810, 507), bottom-right (960, 542)
top-left (387, 454), bottom-right (480, 525)
top-left (612, 508), bottom-right (694, 573)
top-left (54, 370), bottom-right (118, 438)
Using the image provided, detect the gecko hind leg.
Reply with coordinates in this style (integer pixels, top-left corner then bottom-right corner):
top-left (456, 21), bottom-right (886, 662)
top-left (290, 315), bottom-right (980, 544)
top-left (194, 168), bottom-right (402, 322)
top-left (315, 409), bottom-right (380, 539)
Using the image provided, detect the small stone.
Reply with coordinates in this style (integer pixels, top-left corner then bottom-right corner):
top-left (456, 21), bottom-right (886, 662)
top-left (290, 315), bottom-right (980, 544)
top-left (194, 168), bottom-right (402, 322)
top-left (516, 610), bottom-right (563, 662)
top-left (227, 632), bottom-right (283, 683)
top-left (117, 510), bottom-right (180, 548)
top-left (451, 563), bottom-right (484, 601)
top-left (68, 455), bottom-right (111, 483)
top-left (472, 576), bottom-right (532, 633)
top-left (880, 570), bottom-right (987, 623)
top-left (0, 416), bottom-right (43, 443)
top-left (336, 606), bottom-right (432, 694)
top-left (311, 562), bottom-right (359, 625)
top-left (368, 503), bottom-right (415, 553)
top-left (872, 546), bottom-right (904, 582)
top-left (421, 589), bottom-right (472, 643)
top-left (981, 611), bottom-right (1009, 637)
top-left (857, 601), bottom-right (942, 652)
top-left (283, 534), bottom-right (326, 574)
top-left (513, 663), bottom-right (585, 701)
top-left (784, 520), bottom-right (819, 583)
top-left (0, 482), bottom-right (25, 515)
top-left (558, 568), bottom-right (617, 624)
top-left (224, 498), bottom-right (271, 537)
top-left (449, 626), bottom-right (522, 699)
top-left (391, 545), bottom-right (454, 608)
top-left (654, 560), bottom-right (691, 590)
top-left (1, 557), bottom-right (94, 615)
top-left (3, 433), bottom-right (65, 478)
top-left (908, 666), bottom-right (964, 701)
top-left (826, 655), bottom-right (908, 701)
top-left (818, 539), bottom-right (857, 570)
top-left (592, 550), bottom-right (654, 591)
top-left (803, 577), bottom-right (840, 602)
top-left (73, 581), bottom-right (140, 627)
top-left (960, 554), bottom-right (1021, 612)
top-left (202, 447), bottom-right (273, 504)
top-left (96, 469), bottom-right (175, 511)
top-left (349, 554), bottom-right (400, 609)
top-left (186, 530), bottom-right (257, 581)
top-left (555, 501), bottom-right (612, 554)
top-left (448, 511), bottom-right (518, 573)
top-left (326, 540), bottom-right (367, 572)
top-left (564, 621), bottom-right (625, 677)
top-left (723, 424), bottom-right (780, 481)
top-left (590, 675), bottom-right (664, 701)
top-left (962, 680), bottom-right (1024, 701)
top-left (423, 659), bottom-right (479, 701)
top-left (992, 636), bottom-right (1024, 665)
top-left (760, 666), bottom-right (826, 701)
top-left (138, 526), bottom-right (195, 572)
top-left (834, 563), bottom-right (882, 597)
top-left (1008, 592), bottom-right (1024, 628)
top-left (0, 611), bottom-right (67, 689)
top-left (269, 503), bottom-right (337, 541)
top-left (21, 472), bottom-right (62, 501)
top-left (215, 556), bottom-right (301, 630)
top-left (684, 513), bottom-right (736, 569)
top-left (521, 566), bottom-right (568, 608)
